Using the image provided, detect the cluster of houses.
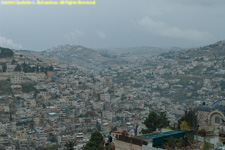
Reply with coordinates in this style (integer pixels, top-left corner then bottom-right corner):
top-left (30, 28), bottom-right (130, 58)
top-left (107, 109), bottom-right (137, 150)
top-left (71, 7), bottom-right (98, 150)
top-left (1, 47), bottom-right (225, 150)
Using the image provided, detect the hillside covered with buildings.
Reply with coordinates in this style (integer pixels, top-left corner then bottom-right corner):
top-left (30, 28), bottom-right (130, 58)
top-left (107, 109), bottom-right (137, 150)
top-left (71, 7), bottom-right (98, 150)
top-left (0, 41), bottom-right (225, 149)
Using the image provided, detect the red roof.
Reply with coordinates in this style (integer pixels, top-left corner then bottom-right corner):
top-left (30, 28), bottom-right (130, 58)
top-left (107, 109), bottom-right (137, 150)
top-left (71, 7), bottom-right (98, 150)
top-left (53, 109), bottom-right (59, 113)
top-left (104, 101), bottom-right (109, 105)
top-left (112, 129), bottom-right (129, 133)
top-left (37, 114), bottom-right (43, 117)
top-left (45, 128), bottom-right (54, 132)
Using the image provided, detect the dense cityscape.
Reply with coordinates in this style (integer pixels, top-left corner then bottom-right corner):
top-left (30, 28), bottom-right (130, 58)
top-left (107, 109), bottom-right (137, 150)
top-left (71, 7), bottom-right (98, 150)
top-left (0, 41), bottom-right (225, 149)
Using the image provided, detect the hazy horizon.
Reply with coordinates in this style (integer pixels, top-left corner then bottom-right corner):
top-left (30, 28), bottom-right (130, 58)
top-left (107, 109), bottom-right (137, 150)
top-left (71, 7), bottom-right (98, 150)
top-left (1, 0), bottom-right (225, 51)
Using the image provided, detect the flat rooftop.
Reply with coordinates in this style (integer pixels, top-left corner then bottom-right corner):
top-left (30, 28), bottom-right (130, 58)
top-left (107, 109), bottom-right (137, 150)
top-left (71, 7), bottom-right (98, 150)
top-left (143, 130), bottom-right (186, 139)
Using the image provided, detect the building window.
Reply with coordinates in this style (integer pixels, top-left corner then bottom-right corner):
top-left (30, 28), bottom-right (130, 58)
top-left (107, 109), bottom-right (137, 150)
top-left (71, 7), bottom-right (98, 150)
top-left (215, 117), bottom-right (220, 123)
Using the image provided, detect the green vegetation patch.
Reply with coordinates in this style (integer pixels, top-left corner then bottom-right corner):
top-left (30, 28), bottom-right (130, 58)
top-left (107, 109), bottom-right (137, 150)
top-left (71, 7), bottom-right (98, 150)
top-left (21, 83), bottom-right (37, 93)
top-left (0, 80), bottom-right (11, 96)
top-left (0, 47), bottom-right (14, 58)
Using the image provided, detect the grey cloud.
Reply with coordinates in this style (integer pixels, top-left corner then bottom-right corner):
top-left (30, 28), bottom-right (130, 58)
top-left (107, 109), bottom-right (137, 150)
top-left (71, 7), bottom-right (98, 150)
top-left (96, 30), bottom-right (106, 39)
top-left (64, 29), bottom-right (84, 45)
top-left (0, 36), bottom-right (22, 49)
top-left (164, 0), bottom-right (225, 7)
top-left (0, 0), bottom-right (225, 50)
top-left (137, 16), bottom-right (212, 41)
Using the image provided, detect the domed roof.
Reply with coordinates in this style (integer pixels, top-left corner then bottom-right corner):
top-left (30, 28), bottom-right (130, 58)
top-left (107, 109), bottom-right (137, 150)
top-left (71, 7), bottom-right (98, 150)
top-left (211, 99), bottom-right (225, 115)
top-left (197, 105), bottom-right (211, 112)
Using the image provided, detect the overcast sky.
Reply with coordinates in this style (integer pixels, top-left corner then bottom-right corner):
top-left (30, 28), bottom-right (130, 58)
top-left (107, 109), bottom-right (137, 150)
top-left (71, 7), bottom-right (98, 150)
top-left (0, 0), bottom-right (225, 51)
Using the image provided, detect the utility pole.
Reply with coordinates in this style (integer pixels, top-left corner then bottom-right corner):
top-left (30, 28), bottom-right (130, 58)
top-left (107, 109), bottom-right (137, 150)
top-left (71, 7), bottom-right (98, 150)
top-left (196, 111), bottom-right (199, 150)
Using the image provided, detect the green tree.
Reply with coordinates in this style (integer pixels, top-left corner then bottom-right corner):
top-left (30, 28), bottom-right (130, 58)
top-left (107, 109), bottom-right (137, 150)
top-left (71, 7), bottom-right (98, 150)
top-left (202, 140), bottom-right (211, 150)
top-left (96, 93), bottom-right (100, 101)
top-left (22, 63), bottom-right (35, 73)
top-left (14, 64), bottom-right (21, 71)
top-left (49, 65), bottom-right (54, 71)
top-left (178, 109), bottom-right (197, 129)
top-left (142, 111), bottom-right (170, 134)
top-left (0, 47), bottom-right (14, 58)
top-left (84, 131), bottom-right (104, 150)
top-left (84, 141), bottom-right (97, 150)
top-left (121, 94), bottom-right (126, 100)
top-left (97, 145), bottom-right (104, 150)
top-left (220, 80), bottom-right (225, 91)
top-left (180, 121), bottom-right (189, 130)
top-left (40, 66), bottom-right (45, 72)
top-left (164, 137), bottom-right (176, 148)
top-left (0, 80), bottom-right (11, 95)
top-left (21, 83), bottom-right (37, 93)
top-left (36, 65), bottom-right (39, 72)
top-left (2, 64), bottom-right (7, 72)
top-left (22, 62), bottom-right (28, 72)
top-left (45, 146), bottom-right (60, 150)
top-left (11, 59), bottom-right (16, 64)
top-left (33, 90), bottom-right (39, 98)
top-left (30, 66), bottom-right (35, 72)
top-left (49, 136), bottom-right (57, 143)
top-left (64, 141), bottom-right (76, 150)
top-left (164, 137), bottom-right (185, 149)
top-left (110, 126), bottom-right (117, 134)
top-left (96, 121), bottom-right (101, 131)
